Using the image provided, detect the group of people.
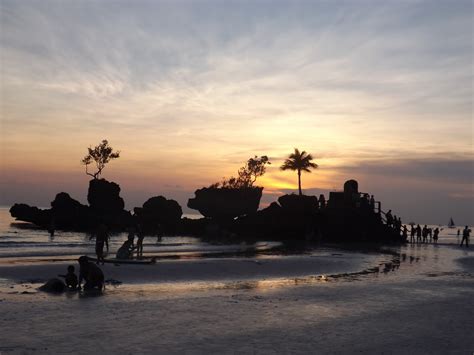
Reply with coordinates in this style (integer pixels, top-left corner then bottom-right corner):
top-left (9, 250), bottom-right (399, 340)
top-left (40, 255), bottom-right (105, 293)
top-left (115, 225), bottom-right (147, 260)
top-left (408, 224), bottom-right (440, 244)
top-left (89, 222), bottom-right (163, 263)
top-left (385, 210), bottom-right (403, 233)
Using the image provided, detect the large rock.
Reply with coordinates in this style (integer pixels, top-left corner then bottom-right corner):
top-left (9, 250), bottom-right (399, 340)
top-left (187, 186), bottom-right (263, 220)
top-left (9, 204), bottom-right (51, 227)
top-left (87, 179), bottom-right (125, 214)
top-left (50, 192), bottom-right (91, 230)
top-left (134, 196), bottom-right (183, 234)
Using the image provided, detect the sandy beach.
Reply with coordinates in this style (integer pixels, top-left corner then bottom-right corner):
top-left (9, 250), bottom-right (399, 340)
top-left (0, 240), bottom-right (473, 354)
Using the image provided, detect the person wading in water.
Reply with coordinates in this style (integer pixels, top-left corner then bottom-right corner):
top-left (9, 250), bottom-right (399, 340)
top-left (90, 223), bottom-right (109, 264)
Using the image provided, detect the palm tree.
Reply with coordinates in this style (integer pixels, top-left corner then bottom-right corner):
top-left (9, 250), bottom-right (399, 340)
top-left (280, 148), bottom-right (318, 195)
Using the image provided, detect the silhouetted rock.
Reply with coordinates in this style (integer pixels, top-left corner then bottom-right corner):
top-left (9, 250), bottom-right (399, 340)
top-left (235, 195), bottom-right (318, 240)
top-left (50, 192), bottom-right (91, 230)
top-left (187, 187), bottom-right (263, 220)
top-left (87, 179), bottom-right (124, 215)
top-left (134, 196), bottom-right (183, 234)
top-left (9, 204), bottom-right (51, 228)
top-left (86, 179), bottom-right (132, 229)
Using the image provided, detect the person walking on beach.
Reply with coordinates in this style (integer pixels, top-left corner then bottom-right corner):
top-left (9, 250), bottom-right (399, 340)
top-left (91, 223), bottom-right (109, 264)
top-left (460, 226), bottom-right (471, 247)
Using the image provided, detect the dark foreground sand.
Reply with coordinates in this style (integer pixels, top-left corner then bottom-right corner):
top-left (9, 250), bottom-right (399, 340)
top-left (0, 245), bottom-right (472, 354)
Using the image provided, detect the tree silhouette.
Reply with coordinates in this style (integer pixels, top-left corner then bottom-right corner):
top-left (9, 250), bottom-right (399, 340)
top-left (211, 155), bottom-right (270, 189)
top-left (81, 139), bottom-right (120, 179)
top-left (280, 148), bottom-right (318, 195)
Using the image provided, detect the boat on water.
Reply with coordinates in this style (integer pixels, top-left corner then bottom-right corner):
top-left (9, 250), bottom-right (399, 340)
top-left (448, 217), bottom-right (455, 228)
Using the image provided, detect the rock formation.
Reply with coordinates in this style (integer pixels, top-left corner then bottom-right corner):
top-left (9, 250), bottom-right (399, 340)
top-left (187, 186), bottom-right (263, 220)
top-left (134, 196), bottom-right (183, 234)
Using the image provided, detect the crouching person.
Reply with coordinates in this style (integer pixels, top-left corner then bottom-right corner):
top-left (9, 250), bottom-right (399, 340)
top-left (78, 256), bottom-right (105, 291)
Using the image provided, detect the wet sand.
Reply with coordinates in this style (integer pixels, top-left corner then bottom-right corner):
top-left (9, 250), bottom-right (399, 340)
top-left (0, 244), bottom-right (473, 354)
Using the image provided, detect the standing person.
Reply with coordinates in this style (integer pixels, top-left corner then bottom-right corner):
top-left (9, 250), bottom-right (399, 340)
top-left (416, 224), bottom-right (422, 243)
top-left (433, 228), bottom-right (439, 244)
top-left (460, 226), bottom-right (471, 248)
top-left (402, 225), bottom-right (408, 242)
top-left (90, 223), bottom-right (109, 265)
top-left (370, 195), bottom-right (375, 211)
top-left (386, 210), bottom-right (393, 227)
top-left (136, 224), bottom-right (145, 259)
top-left (48, 217), bottom-right (56, 240)
top-left (318, 194), bottom-right (326, 209)
top-left (422, 225), bottom-right (428, 243)
top-left (410, 225), bottom-right (416, 243)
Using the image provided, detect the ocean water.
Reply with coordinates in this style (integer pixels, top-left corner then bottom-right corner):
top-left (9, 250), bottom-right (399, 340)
top-left (0, 206), bottom-right (469, 260)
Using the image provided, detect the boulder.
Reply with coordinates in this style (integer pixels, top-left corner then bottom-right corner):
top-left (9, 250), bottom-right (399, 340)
top-left (187, 186), bottom-right (263, 220)
top-left (87, 179), bottom-right (124, 214)
top-left (50, 192), bottom-right (91, 229)
top-left (134, 196), bottom-right (183, 234)
top-left (9, 204), bottom-right (51, 228)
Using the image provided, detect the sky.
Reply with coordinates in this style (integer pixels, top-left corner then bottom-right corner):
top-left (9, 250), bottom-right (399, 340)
top-left (0, 0), bottom-right (472, 224)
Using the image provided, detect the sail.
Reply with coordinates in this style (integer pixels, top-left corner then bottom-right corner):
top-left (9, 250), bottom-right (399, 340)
top-left (448, 217), bottom-right (455, 228)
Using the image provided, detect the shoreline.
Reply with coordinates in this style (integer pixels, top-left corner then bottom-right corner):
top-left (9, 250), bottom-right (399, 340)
top-left (0, 243), bottom-right (472, 354)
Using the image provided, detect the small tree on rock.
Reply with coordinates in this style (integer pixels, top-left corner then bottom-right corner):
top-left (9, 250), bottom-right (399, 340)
top-left (212, 155), bottom-right (271, 189)
top-left (81, 139), bottom-right (120, 179)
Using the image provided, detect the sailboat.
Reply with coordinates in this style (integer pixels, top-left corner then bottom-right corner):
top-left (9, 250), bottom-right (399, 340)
top-left (448, 217), bottom-right (455, 228)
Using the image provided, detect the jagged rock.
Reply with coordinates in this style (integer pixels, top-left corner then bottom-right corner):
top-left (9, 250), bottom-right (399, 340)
top-left (187, 187), bottom-right (263, 220)
top-left (87, 179), bottom-right (124, 214)
top-left (9, 204), bottom-right (51, 228)
top-left (134, 196), bottom-right (183, 234)
top-left (50, 192), bottom-right (91, 229)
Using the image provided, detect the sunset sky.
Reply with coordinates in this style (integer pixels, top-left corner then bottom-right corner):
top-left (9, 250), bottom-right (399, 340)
top-left (1, 0), bottom-right (472, 224)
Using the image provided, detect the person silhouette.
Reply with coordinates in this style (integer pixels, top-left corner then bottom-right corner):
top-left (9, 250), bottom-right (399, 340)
top-left (58, 265), bottom-right (78, 290)
top-left (410, 225), bottom-right (416, 243)
top-left (433, 228), bottom-right (439, 244)
top-left (402, 225), bottom-right (408, 242)
top-left (460, 226), bottom-right (471, 247)
top-left (422, 225), bottom-right (428, 243)
top-left (78, 256), bottom-right (104, 291)
top-left (90, 223), bottom-right (109, 264)
top-left (416, 224), bottom-right (422, 242)
top-left (136, 223), bottom-right (145, 259)
top-left (386, 210), bottom-right (393, 227)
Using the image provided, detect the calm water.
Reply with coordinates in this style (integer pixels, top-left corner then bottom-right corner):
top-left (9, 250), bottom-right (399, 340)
top-left (0, 206), bottom-right (468, 260)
